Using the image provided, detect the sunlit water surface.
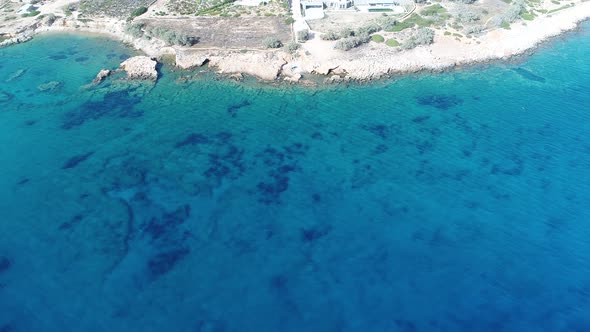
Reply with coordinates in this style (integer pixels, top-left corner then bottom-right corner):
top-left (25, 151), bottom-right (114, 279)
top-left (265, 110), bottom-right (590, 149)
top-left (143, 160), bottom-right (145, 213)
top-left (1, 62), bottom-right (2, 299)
top-left (0, 26), bottom-right (590, 331)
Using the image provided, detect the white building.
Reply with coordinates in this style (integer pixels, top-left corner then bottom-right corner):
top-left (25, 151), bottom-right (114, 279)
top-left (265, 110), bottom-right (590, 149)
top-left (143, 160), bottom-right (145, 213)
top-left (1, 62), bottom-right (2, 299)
top-left (354, 0), bottom-right (406, 13)
top-left (301, 0), bottom-right (324, 19)
top-left (302, 0), bottom-right (408, 19)
top-left (325, 0), bottom-right (353, 9)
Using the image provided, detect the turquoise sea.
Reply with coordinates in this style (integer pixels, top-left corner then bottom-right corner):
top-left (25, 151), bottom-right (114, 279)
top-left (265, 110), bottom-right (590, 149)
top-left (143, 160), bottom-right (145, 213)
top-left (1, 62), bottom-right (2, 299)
top-left (0, 25), bottom-right (590, 331)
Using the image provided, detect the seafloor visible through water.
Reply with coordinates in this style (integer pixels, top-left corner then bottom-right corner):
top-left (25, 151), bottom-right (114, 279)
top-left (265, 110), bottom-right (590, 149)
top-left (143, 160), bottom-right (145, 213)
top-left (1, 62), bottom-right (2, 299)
top-left (0, 25), bottom-right (590, 331)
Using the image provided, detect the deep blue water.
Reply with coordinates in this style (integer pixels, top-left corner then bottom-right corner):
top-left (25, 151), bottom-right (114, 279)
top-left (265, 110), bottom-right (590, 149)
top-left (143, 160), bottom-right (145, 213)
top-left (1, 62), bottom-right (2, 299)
top-left (1, 26), bottom-right (590, 331)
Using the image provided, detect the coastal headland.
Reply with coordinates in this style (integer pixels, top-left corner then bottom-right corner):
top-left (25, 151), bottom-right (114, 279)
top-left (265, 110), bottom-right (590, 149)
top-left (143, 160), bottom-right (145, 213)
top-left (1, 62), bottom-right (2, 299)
top-left (1, 0), bottom-right (589, 83)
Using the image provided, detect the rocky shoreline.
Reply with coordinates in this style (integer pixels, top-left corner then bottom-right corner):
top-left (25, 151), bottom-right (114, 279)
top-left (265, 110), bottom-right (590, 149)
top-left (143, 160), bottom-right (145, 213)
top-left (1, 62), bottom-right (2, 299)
top-left (1, 1), bottom-right (589, 84)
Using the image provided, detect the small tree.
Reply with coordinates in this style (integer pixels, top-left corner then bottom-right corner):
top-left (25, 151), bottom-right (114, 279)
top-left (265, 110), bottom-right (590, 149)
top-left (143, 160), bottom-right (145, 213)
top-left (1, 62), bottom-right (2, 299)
top-left (334, 34), bottom-right (370, 51)
top-left (357, 23), bottom-right (381, 35)
top-left (125, 23), bottom-right (145, 38)
top-left (285, 41), bottom-right (300, 52)
top-left (130, 6), bottom-right (148, 18)
top-left (339, 28), bottom-right (355, 39)
top-left (296, 30), bottom-right (309, 42)
top-left (401, 28), bottom-right (434, 50)
top-left (263, 37), bottom-right (283, 48)
top-left (321, 30), bottom-right (340, 41)
top-left (376, 16), bottom-right (397, 31)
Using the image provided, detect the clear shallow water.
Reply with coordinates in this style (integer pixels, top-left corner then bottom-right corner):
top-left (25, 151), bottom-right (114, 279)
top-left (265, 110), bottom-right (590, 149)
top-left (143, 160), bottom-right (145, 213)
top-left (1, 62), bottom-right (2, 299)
top-left (0, 26), bottom-right (590, 331)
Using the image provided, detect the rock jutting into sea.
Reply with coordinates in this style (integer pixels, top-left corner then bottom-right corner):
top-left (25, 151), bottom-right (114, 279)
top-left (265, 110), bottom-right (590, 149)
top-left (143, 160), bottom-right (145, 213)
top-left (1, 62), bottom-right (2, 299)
top-left (119, 56), bottom-right (158, 81)
top-left (93, 69), bottom-right (112, 85)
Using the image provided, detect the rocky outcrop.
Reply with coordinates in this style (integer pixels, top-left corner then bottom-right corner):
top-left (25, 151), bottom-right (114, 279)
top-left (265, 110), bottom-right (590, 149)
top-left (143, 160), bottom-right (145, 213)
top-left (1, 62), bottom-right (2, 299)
top-left (210, 51), bottom-right (289, 81)
top-left (284, 73), bottom-right (302, 83)
top-left (119, 56), bottom-right (158, 81)
top-left (311, 63), bottom-right (340, 76)
top-left (93, 69), bottom-right (112, 85)
top-left (229, 73), bottom-right (244, 81)
top-left (175, 49), bottom-right (209, 69)
top-left (0, 34), bottom-right (32, 48)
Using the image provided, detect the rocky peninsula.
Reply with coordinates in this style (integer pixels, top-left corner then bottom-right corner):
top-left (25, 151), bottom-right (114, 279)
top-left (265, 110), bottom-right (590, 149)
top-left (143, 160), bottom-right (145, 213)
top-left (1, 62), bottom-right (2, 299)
top-left (0, 0), bottom-right (589, 83)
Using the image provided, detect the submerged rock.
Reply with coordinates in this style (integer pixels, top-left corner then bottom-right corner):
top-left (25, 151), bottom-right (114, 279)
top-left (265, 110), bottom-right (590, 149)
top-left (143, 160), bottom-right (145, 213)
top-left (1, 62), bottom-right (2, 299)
top-left (284, 73), bottom-right (302, 83)
top-left (6, 69), bottom-right (26, 82)
top-left (229, 73), bottom-right (243, 81)
top-left (37, 81), bottom-right (63, 92)
top-left (0, 91), bottom-right (13, 103)
top-left (0, 256), bottom-right (11, 273)
top-left (93, 69), bottom-right (112, 85)
top-left (119, 56), bottom-right (158, 81)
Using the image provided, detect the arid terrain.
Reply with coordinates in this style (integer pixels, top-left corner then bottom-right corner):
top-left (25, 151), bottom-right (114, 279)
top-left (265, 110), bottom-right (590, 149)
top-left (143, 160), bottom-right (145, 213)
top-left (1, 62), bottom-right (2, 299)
top-left (135, 16), bottom-right (291, 49)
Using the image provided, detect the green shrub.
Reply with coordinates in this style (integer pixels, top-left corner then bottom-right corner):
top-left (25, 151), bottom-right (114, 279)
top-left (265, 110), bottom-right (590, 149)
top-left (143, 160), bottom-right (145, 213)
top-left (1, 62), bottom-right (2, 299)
top-left (385, 39), bottom-right (400, 47)
top-left (521, 12), bottom-right (535, 20)
top-left (285, 16), bottom-right (295, 24)
top-left (142, 25), bottom-right (198, 46)
top-left (263, 37), bottom-right (283, 48)
top-left (22, 10), bottom-right (40, 17)
top-left (334, 34), bottom-right (370, 51)
top-left (491, 0), bottom-right (524, 27)
top-left (130, 6), bottom-right (148, 18)
top-left (386, 21), bottom-right (413, 32)
top-left (357, 23), bottom-right (381, 35)
top-left (285, 41), bottom-right (300, 52)
top-left (377, 16), bottom-right (397, 31)
top-left (371, 34), bottom-right (385, 43)
top-left (457, 10), bottom-right (480, 22)
top-left (125, 23), bottom-right (145, 38)
top-left (420, 4), bottom-right (446, 16)
top-left (339, 28), bottom-right (355, 38)
top-left (321, 30), bottom-right (341, 40)
top-left (401, 28), bottom-right (434, 50)
top-left (383, 15), bottom-right (432, 32)
top-left (464, 25), bottom-right (484, 34)
top-left (297, 29), bottom-right (309, 41)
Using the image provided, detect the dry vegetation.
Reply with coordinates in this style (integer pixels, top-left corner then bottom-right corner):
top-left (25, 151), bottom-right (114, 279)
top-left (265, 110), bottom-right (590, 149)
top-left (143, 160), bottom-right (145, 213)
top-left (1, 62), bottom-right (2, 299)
top-left (78, 0), bottom-right (156, 18)
top-left (135, 16), bottom-right (291, 48)
top-left (156, 0), bottom-right (290, 17)
top-left (309, 0), bottom-right (581, 50)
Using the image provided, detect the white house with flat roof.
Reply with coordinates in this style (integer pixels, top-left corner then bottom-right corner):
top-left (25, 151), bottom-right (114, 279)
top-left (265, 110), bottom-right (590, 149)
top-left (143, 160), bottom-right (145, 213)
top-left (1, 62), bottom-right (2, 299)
top-left (354, 0), bottom-right (406, 13)
top-left (301, 0), bottom-right (325, 19)
top-left (302, 0), bottom-right (409, 19)
top-left (325, 0), bottom-right (353, 9)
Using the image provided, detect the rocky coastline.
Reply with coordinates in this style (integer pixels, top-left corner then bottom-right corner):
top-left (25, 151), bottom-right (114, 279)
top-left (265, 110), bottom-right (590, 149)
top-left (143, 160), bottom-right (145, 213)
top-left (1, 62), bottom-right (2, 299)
top-left (1, 1), bottom-right (590, 84)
